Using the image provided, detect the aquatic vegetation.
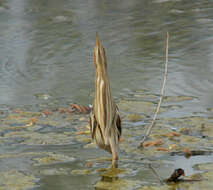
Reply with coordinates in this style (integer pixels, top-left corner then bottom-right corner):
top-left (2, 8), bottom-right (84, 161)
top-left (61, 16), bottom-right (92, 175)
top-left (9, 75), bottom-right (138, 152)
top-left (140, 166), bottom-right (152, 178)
top-left (33, 152), bottom-right (75, 166)
top-left (71, 169), bottom-right (91, 175)
top-left (95, 178), bottom-right (141, 190)
top-left (0, 93), bottom-right (213, 190)
top-left (126, 114), bottom-right (145, 122)
top-left (95, 168), bottom-right (141, 190)
top-left (0, 170), bottom-right (38, 190)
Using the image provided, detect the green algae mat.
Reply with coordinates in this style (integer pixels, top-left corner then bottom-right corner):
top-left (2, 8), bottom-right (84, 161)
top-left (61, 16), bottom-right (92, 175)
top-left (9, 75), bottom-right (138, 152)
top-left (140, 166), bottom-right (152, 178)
top-left (0, 94), bottom-right (213, 190)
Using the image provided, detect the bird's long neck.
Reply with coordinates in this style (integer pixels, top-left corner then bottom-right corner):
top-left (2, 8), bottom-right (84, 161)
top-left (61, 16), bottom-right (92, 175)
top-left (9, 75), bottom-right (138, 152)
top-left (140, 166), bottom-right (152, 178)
top-left (93, 39), bottom-right (115, 129)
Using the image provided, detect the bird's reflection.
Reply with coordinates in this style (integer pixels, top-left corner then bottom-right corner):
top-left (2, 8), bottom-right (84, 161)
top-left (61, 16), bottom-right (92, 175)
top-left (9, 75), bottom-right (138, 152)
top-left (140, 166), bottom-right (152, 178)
top-left (95, 163), bottom-right (125, 190)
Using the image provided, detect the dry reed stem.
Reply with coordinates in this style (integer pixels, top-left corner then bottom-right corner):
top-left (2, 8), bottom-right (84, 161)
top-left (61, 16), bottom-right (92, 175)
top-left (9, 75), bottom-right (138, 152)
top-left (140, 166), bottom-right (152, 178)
top-left (140, 32), bottom-right (169, 147)
top-left (149, 164), bottom-right (165, 185)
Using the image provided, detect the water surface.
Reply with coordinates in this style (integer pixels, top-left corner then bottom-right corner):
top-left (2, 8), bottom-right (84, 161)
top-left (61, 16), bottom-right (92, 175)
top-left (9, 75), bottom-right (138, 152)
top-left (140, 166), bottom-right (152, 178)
top-left (0, 0), bottom-right (213, 112)
top-left (1, 0), bottom-right (213, 190)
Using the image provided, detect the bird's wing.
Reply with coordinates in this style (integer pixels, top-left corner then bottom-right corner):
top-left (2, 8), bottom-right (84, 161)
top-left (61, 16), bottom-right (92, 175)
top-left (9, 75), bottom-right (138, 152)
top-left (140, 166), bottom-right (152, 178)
top-left (89, 111), bottom-right (97, 139)
top-left (89, 110), bottom-right (105, 143)
top-left (115, 105), bottom-right (122, 139)
top-left (116, 113), bottom-right (122, 139)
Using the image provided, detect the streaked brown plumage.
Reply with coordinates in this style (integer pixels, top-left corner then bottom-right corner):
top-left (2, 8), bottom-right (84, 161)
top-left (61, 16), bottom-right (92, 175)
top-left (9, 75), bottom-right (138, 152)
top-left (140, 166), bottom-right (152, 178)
top-left (89, 34), bottom-right (121, 166)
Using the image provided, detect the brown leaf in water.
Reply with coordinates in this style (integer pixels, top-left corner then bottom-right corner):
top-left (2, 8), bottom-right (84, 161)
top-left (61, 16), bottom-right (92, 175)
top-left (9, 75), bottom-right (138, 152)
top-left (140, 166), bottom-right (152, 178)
top-left (26, 117), bottom-right (38, 127)
top-left (143, 142), bottom-right (153, 147)
top-left (12, 109), bottom-right (24, 113)
top-left (87, 162), bottom-right (93, 168)
top-left (30, 117), bottom-right (38, 124)
top-left (156, 147), bottom-right (169, 151)
top-left (8, 115), bottom-right (23, 119)
top-left (58, 108), bottom-right (69, 113)
top-left (71, 104), bottom-right (91, 114)
top-left (161, 132), bottom-right (181, 138)
top-left (72, 104), bottom-right (84, 113)
top-left (143, 140), bottom-right (164, 147)
top-left (119, 138), bottom-right (125, 143)
top-left (169, 144), bottom-right (179, 150)
top-left (42, 109), bottom-right (53, 117)
top-left (58, 108), bottom-right (74, 114)
top-left (76, 130), bottom-right (90, 135)
top-left (167, 132), bottom-right (181, 137)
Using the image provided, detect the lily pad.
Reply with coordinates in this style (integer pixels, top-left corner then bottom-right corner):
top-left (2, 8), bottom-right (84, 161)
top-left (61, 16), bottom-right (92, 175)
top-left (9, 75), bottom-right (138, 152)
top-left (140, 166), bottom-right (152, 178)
top-left (95, 178), bottom-right (142, 190)
top-left (195, 162), bottom-right (213, 171)
top-left (33, 152), bottom-right (75, 166)
top-left (138, 185), bottom-right (168, 190)
top-left (71, 169), bottom-right (91, 175)
top-left (126, 114), bottom-right (145, 122)
top-left (164, 96), bottom-right (194, 103)
top-left (0, 170), bottom-right (38, 190)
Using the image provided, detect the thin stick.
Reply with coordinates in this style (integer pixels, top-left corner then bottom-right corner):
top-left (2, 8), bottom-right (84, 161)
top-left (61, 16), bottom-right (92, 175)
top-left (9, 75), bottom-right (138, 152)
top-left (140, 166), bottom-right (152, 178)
top-left (149, 164), bottom-right (165, 185)
top-left (140, 32), bottom-right (169, 146)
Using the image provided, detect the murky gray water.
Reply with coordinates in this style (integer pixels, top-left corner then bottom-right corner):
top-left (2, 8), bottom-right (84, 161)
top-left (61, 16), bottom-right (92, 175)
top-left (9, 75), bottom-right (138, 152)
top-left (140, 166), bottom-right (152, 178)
top-left (1, 0), bottom-right (213, 111)
top-left (1, 0), bottom-right (213, 190)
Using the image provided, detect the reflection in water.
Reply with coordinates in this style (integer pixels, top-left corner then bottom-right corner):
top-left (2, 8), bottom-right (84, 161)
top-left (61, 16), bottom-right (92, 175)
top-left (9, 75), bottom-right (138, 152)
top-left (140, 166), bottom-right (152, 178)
top-left (0, 0), bottom-right (213, 112)
top-left (95, 168), bottom-right (125, 190)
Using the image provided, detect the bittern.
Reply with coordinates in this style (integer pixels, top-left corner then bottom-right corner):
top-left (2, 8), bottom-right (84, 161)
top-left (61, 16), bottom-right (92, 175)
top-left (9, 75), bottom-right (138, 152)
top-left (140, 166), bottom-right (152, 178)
top-left (89, 34), bottom-right (122, 167)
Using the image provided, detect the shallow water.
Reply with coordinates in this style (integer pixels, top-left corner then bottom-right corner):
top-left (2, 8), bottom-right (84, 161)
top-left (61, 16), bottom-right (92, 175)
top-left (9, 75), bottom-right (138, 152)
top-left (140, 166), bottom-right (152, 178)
top-left (0, 0), bottom-right (213, 111)
top-left (1, 0), bottom-right (213, 190)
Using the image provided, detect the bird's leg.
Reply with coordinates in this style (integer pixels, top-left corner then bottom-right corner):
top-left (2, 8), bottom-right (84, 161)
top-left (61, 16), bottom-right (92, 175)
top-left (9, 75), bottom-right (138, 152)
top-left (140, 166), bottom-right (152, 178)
top-left (109, 138), bottom-right (118, 168)
top-left (112, 151), bottom-right (118, 161)
top-left (112, 159), bottom-right (118, 168)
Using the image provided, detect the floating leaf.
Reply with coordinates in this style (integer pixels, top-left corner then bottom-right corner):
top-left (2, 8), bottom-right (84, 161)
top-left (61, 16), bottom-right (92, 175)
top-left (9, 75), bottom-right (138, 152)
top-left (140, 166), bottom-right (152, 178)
top-left (87, 162), bottom-right (93, 168)
top-left (126, 114), bottom-right (144, 122)
top-left (169, 144), bottom-right (179, 150)
top-left (164, 95), bottom-right (194, 102)
top-left (156, 147), bottom-right (169, 151)
top-left (167, 132), bottom-right (181, 137)
top-left (26, 117), bottom-right (38, 127)
top-left (161, 131), bottom-right (181, 138)
top-left (72, 169), bottom-right (91, 175)
top-left (33, 152), bottom-right (75, 166)
top-left (30, 117), bottom-right (38, 124)
top-left (96, 168), bottom-right (108, 173)
top-left (12, 109), bottom-right (24, 114)
top-left (42, 109), bottom-right (53, 117)
top-left (95, 178), bottom-right (141, 190)
top-left (76, 130), bottom-right (90, 135)
top-left (58, 108), bottom-right (69, 113)
top-left (143, 140), bottom-right (164, 147)
top-left (71, 104), bottom-right (91, 114)
top-left (0, 170), bottom-right (38, 190)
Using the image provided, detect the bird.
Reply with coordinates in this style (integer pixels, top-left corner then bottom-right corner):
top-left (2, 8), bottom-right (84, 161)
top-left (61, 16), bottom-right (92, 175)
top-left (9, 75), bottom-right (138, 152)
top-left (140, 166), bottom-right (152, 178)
top-left (166, 168), bottom-right (185, 182)
top-left (89, 34), bottom-right (122, 167)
